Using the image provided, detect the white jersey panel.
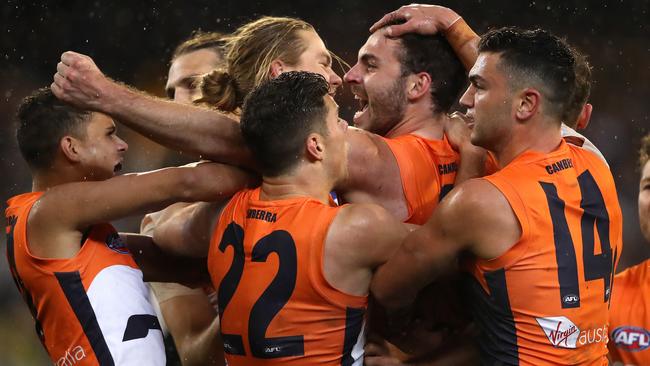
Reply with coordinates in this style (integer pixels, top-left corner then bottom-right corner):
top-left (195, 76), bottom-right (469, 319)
top-left (87, 265), bottom-right (166, 366)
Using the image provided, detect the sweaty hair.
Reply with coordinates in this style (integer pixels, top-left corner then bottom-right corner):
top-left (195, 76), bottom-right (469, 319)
top-left (240, 71), bottom-right (330, 177)
top-left (171, 30), bottom-right (227, 61)
top-left (196, 17), bottom-right (314, 112)
top-left (640, 134), bottom-right (650, 170)
top-left (382, 19), bottom-right (466, 114)
top-left (562, 52), bottom-right (592, 128)
top-left (16, 88), bottom-right (92, 170)
top-left (478, 27), bottom-right (580, 122)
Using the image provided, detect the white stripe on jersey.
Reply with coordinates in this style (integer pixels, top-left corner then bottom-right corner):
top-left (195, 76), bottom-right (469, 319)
top-left (351, 319), bottom-right (367, 366)
top-left (86, 265), bottom-right (166, 365)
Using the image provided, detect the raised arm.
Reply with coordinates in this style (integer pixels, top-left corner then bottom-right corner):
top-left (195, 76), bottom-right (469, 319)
top-left (370, 4), bottom-right (479, 71)
top-left (28, 163), bottom-right (253, 258)
top-left (51, 51), bottom-right (254, 167)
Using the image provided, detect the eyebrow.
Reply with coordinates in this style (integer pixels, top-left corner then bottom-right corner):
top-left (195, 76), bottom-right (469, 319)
top-left (322, 51), bottom-right (332, 66)
top-left (469, 74), bottom-right (486, 85)
top-left (360, 53), bottom-right (378, 65)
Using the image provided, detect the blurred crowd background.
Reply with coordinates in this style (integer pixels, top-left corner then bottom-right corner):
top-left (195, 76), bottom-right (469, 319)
top-left (1, 0), bottom-right (648, 364)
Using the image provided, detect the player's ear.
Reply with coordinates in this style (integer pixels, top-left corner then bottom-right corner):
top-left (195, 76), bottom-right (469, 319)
top-left (305, 133), bottom-right (325, 162)
top-left (576, 103), bottom-right (592, 130)
top-left (60, 135), bottom-right (82, 163)
top-left (269, 60), bottom-right (286, 79)
top-left (515, 88), bottom-right (541, 121)
top-left (406, 72), bottom-right (432, 102)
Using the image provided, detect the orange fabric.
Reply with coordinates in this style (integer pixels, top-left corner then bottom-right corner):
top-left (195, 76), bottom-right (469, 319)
top-left (465, 141), bottom-right (622, 365)
top-left (383, 134), bottom-right (459, 225)
top-left (5, 192), bottom-right (140, 365)
top-left (608, 260), bottom-right (650, 365)
top-left (208, 188), bottom-right (367, 366)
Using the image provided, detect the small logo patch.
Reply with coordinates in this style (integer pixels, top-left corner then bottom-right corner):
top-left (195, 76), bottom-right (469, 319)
top-left (612, 326), bottom-right (650, 352)
top-left (536, 316), bottom-right (580, 348)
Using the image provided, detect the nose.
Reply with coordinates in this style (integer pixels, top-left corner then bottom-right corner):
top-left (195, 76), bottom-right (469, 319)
top-left (459, 85), bottom-right (475, 109)
top-left (344, 63), bottom-right (361, 85)
top-left (117, 136), bottom-right (128, 152)
top-left (328, 68), bottom-right (342, 90)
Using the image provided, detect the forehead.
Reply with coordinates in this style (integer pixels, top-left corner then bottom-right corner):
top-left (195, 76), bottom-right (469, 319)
top-left (469, 52), bottom-right (504, 81)
top-left (168, 49), bottom-right (222, 82)
top-left (298, 29), bottom-right (328, 55)
top-left (357, 31), bottom-right (402, 61)
top-left (90, 112), bottom-right (115, 126)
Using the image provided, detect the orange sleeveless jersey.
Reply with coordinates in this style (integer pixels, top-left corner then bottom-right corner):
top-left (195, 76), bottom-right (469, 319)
top-left (463, 141), bottom-right (622, 365)
top-left (208, 188), bottom-right (367, 366)
top-left (383, 133), bottom-right (498, 225)
top-left (608, 260), bottom-right (650, 365)
top-left (5, 192), bottom-right (165, 366)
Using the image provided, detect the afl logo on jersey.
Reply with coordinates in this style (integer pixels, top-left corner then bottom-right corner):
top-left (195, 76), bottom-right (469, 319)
top-left (612, 326), bottom-right (650, 352)
top-left (563, 294), bottom-right (579, 306)
top-left (105, 232), bottom-right (129, 254)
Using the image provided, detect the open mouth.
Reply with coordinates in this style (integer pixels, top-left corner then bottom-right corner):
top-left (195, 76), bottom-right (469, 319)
top-left (353, 94), bottom-right (369, 122)
top-left (114, 162), bottom-right (123, 172)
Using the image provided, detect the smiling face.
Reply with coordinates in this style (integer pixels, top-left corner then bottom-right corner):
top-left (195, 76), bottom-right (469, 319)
top-left (73, 113), bottom-right (128, 181)
top-left (281, 29), bottom-right (343, 96)
top-left (166, 48), bottom-right (223, 104)
top-left (460, 52), bottom-right (515, 151)
top-left (344, 32), bottom-right (407, 135)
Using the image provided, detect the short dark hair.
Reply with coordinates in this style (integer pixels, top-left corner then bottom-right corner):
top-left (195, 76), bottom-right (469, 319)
top-left (478, 27), bottom-right (580, 121)
top-left (172, 30), bottom-right (227, 61)
top-left (562, 52), bottom-right (592, 128)
top-left (16, 88), bottom-right (91, 170)
top-left (240, 71), bottom-right (330, 177)
top-left (385, 20), bottom-right (466, 114)
top-left (640, 134), bottom-right (650, 170)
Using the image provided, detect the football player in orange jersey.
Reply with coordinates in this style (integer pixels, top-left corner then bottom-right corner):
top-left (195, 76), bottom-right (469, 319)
top-left (607, 134), bottom-right (650, 365)
top-left (51, 18), bottom-right (483, 363)
top-left (5, 88), bottom-right (252, 365)
top-left (141, 30), bottom-right (229, 366)
top-left (372, 27), bottom-right (623, 365)
top-left (154, 71), bottom-right (410, 365)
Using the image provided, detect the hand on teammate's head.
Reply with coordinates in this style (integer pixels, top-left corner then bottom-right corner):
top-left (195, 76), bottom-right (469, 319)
top-left (51, 51), bottom-right (110, 111)
top-left (369, 4), bottom-right (460, 37)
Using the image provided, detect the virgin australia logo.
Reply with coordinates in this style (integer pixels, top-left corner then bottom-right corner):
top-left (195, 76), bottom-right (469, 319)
top-left (536, 316), bottom-right (580, 348)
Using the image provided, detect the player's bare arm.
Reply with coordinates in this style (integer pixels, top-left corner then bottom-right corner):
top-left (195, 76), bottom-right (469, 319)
top-left (121, 233), bottom-right (210, 285)
top-left (370, 4), bottom-right (479, 71)
top-left (371, 178), bottom-right (521, 311)
top-left (325, 203), bottom-right (410, 296)
top-left (153, 200), bottom-right (226, 258)
top-left (27, 163), bottom-right (252, 259)
top-left (336, 128), bottom-right (409, 220)
top-left (51, 51), bottom-right (254, 167)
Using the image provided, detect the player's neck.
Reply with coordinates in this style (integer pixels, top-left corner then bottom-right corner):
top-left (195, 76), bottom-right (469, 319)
top-left (384, 104), bottom-right (444, 140)
top-left (493, 120), bottom-right (563, 167)
top-left (31, 167), bottom-right (98, 192)
top-left (259, 167), bottom-right (334, 205)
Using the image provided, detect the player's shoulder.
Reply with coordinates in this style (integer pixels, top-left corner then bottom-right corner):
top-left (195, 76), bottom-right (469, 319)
top-left (334, 203), bottom-right (395, 231)
top-left (615, 260), bottom-right (650, 289)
